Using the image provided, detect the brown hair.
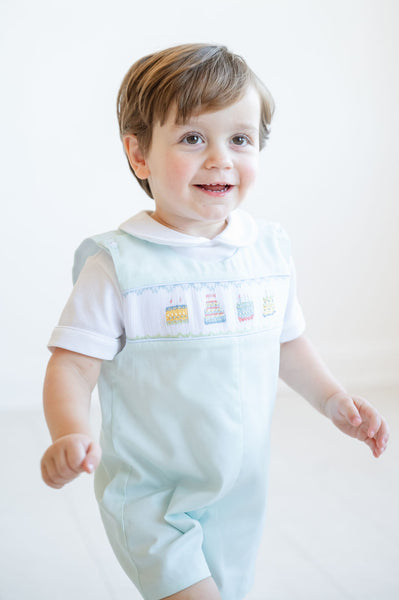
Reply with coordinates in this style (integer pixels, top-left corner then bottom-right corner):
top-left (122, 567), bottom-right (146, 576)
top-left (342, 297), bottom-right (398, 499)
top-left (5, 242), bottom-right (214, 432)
top-left (117, 43), bottom-right (275, 197)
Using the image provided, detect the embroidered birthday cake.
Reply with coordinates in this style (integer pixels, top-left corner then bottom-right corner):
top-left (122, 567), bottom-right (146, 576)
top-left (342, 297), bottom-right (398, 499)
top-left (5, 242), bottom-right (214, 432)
top-left (204, 293), bottom-right (226, 325)
top-left (166, 299), bottom-right (189, 325)
top-left (263, 292), bottom-right (276, 317)
top-left (236, 295), bottom-right (254, 322)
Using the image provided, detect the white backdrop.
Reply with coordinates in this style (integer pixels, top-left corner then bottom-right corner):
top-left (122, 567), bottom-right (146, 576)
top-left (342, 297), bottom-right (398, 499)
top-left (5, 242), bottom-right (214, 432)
top-left (1, 0), bottom-right (398, 409)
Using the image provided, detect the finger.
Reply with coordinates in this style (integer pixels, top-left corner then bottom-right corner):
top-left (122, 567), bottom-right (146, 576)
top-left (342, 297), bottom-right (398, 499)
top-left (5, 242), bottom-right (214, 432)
top-left (56, 446), bottom-right (82, 480)
top-left (65, 440), bottom-right (87, 473)
top-left (338, 397), bottom-right (362, 426)
top-left (355, 398), bottom-right (381, 438)
top-left (363, 433), bottom-right (388, 458)
top-left (374, 417), bottom-right (390, 449)
top-left (45, 444), bottom-right (81, 487)
top-left (82, 441), bottom-right (102, 474)
top-left (363, 436), bottom-right (382, 457)
top-left (365, 409), bottom-right (381, 439)
top-left (41, 459), bottom-right (58, 488)
top-left (372, 440), bottom-right (387, 458)
top-left (344, 402), bottom-right (362, 427)
top-left (41, 455), bottom-right (66, 489)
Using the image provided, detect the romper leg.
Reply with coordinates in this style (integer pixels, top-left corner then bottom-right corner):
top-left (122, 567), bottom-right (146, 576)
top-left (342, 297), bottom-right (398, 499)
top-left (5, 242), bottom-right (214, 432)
top-left (161, 577), bottom-right (221, 599)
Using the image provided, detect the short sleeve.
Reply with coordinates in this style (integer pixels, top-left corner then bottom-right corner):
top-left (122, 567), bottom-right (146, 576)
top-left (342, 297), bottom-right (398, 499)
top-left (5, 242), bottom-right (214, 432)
top-left (48, 250), bottom-right (125, 360)
top-left (280, 256), bottom-right (306, 343)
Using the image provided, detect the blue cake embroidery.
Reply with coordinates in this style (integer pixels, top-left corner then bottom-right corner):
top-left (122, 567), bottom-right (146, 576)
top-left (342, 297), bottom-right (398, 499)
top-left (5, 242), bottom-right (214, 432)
top-left (236, 295), bottom-right (255, 322)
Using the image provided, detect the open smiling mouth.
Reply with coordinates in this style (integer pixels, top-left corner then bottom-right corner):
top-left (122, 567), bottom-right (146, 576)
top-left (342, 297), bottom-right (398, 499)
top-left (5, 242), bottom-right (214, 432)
top-left (195, 184), bottom-right (233, 193)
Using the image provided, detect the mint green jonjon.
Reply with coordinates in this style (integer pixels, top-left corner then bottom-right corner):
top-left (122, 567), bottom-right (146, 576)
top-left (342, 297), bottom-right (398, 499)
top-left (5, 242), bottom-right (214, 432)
top-left (73, 222), bottom-right (301, 600)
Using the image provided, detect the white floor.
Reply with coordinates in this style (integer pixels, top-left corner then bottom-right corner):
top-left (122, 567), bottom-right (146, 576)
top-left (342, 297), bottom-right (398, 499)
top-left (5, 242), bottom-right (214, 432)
top-left (1, 385), bottom-right (398, 600)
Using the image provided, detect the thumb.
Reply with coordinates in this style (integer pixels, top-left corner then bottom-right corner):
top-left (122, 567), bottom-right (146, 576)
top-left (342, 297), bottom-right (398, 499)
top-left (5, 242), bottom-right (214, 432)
top-left (344, 400), bottom-right (362, 426)
top-left (81, 440), bottom-right (102, 474)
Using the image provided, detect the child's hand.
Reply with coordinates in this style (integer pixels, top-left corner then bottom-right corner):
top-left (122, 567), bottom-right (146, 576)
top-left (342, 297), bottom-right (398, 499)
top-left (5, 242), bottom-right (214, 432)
top-left (41, 434), bottom-right (102, 489)
top-left (324, 392), bottom-right (390, 458)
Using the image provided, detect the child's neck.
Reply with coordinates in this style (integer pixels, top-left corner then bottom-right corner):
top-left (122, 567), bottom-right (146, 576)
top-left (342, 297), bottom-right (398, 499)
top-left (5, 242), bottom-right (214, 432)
top-left (150, 212), bottom-right (228, 240)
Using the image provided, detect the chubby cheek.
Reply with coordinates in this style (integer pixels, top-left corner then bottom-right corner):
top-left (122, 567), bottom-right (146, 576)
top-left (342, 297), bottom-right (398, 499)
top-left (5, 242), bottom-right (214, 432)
top-left (240, 157), bottom-right (259, 189)
top-left (148, 156), bottom-right (186, 200)
top-left (164, 155), bottom-right (194, 189)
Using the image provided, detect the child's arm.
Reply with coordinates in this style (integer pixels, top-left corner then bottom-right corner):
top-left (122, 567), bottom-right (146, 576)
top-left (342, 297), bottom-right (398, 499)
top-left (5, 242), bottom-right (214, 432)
top-left (41, 348), bottom-right (102, 488)
top-left (279, 335), bottom-right (390, 457)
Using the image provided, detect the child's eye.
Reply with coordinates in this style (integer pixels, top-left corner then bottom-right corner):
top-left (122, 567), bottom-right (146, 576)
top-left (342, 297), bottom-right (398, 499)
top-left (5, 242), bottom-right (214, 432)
top-left (231, 135), bottom-right (250, 146)
top-left (181, 134), bottom-right (204, 145)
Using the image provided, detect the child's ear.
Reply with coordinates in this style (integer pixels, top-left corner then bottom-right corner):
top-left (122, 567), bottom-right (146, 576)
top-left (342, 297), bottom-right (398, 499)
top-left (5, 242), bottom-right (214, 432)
top-left (123, 135), bottom-right (151, 179)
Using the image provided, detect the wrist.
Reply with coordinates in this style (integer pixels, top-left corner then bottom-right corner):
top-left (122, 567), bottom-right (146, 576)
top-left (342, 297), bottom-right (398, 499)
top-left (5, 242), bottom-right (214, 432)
top-left (50, 426), bottom-right (92, 443)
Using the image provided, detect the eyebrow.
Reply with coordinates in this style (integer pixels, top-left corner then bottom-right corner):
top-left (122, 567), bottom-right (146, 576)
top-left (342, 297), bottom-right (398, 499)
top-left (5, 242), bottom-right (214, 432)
top-left (234, 124), bottom-right (259, 133)
top-left (174, 121), bottom-right (259, 132)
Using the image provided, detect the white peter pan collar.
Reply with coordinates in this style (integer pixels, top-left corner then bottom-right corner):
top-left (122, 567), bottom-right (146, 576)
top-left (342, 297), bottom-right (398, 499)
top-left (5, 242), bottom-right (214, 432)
top-left (119, 209), bottom-right (258, 248)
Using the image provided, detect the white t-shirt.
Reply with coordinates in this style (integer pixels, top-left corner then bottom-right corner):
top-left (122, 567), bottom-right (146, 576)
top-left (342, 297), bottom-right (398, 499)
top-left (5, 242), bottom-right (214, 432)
top-left (49, 210), bottom-right (305, 359)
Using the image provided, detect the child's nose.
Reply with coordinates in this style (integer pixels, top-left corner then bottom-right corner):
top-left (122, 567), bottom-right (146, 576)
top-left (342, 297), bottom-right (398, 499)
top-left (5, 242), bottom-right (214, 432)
top-left (203, 144), bottom-right (233, 170)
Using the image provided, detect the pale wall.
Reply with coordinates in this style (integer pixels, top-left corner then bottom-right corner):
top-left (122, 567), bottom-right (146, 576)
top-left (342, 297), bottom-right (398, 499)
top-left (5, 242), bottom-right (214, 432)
top-left (1, 0), bottom-right (398, 408)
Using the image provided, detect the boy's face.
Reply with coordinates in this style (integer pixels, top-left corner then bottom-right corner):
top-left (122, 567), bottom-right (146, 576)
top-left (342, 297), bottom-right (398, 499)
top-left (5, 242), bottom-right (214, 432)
top-left (129, 86), bottom-right (261, 238)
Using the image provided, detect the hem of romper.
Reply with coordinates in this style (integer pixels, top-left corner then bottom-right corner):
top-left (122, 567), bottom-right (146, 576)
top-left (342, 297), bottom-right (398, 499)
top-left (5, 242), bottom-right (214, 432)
top-left (48, 325), bottom-right (120, 360)
top-left (145, 570), bottom-right (213, 600)
top-left (279, 322), bottom-right (306, 344)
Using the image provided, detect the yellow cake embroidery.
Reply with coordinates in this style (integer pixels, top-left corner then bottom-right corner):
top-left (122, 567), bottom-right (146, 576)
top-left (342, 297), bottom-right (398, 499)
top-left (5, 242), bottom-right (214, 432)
top-left (263, 292), bottom-right (276, 317)
top-left (166, 299), bottom-right (189, 325)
